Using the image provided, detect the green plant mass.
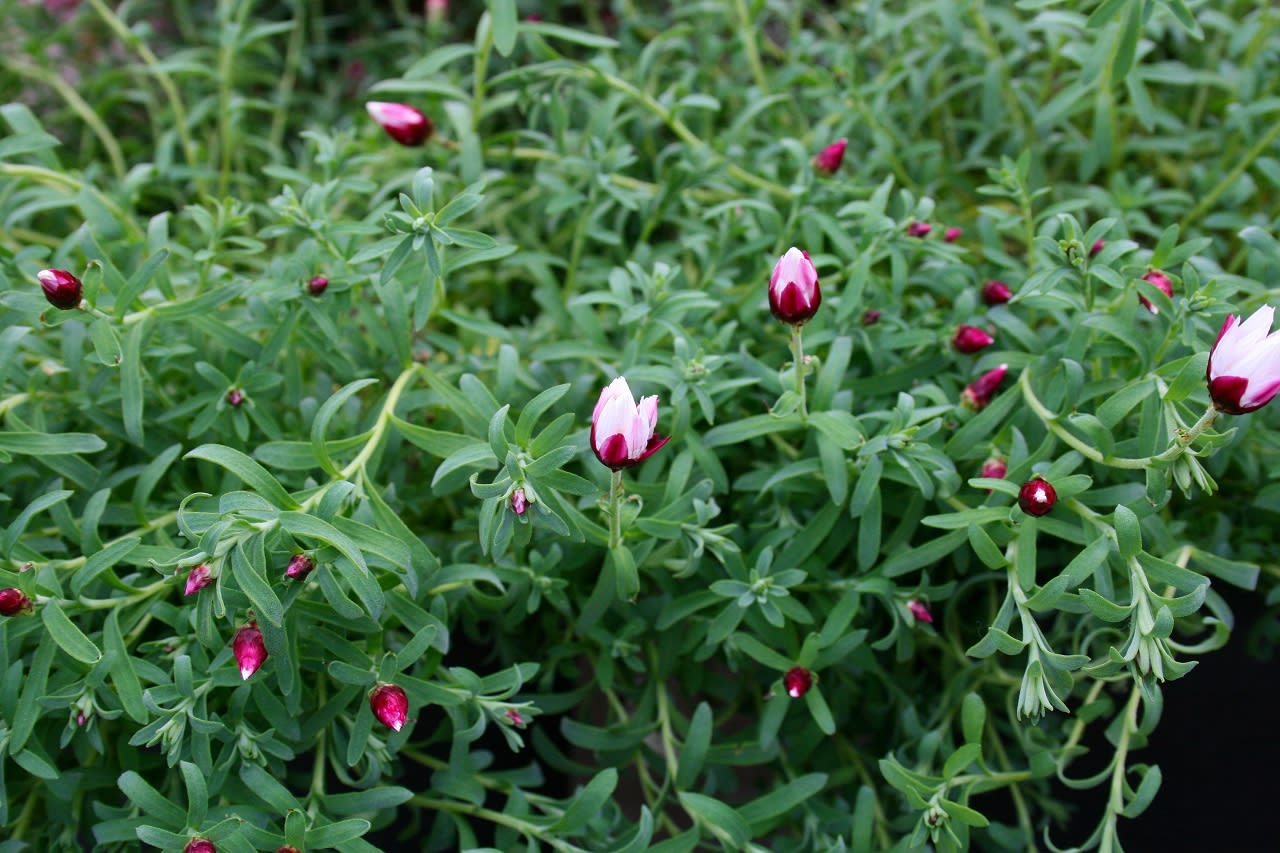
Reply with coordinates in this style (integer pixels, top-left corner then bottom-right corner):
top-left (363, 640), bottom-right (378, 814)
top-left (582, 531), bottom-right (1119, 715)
top-left (3, 1), bottom-right (1280, 851)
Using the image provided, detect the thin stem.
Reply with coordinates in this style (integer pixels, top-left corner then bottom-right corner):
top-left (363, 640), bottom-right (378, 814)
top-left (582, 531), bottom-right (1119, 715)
top-left (0, 164), bottom-right (144, 241)
top-left (608, 469), bottom-right (624, 549)
top-left (1180, 120), bottom-right (1280, 232)
top-left (732, 0), bottom-right (770, 94)
top-left (5, 58), bottom-right (127, 180)
top-left (412, 797), bottom-right (584, 853)
top-left (790, 323), bottom-right (809, 419)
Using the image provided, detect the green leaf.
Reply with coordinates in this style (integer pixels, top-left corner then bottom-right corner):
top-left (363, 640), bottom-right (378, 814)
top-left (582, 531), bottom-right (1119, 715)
top-left (185, 444), bottom-right (299, 509)
top-left (550, 768), bottom-right (618, 833)
top-left (89, 318), bottom-right (122, 366)
top-left (0, 432), bottom-right (106, 455)
top-left (104, 608), bottom-right (147, 723)
top-left (805, 687), bottom-right (837, 735)
top-left (231, 540), bottom-right (285, 627)
top-left (180, 761), bottom-right (208, 828)
top-left (41, 600), bottom-right (102, 663)
top-left (119, 771), bottom-right (187, 826)
top-left (678, 792), bottom-right (752, 849)
top-left (961, 693), bottom-right (986, 745)
top-left (676, 703), bottom-right (712, 790)
top-left (738, 773), bottom-right (827, 828)
top-left (279, 512), bottom-right (368, 577)
top-left (1114, 505), bottom-right (1142, 559)
top-left (490, 0), bottom-right (518, 56)
top-left (304, 819), bottom-right (373, 847)
top-left (312, 378), bottom-right (379, 476)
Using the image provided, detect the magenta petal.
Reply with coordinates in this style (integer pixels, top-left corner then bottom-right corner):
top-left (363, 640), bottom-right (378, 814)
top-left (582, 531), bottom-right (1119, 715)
top-left (634, 433), bottom-right (671, 465)
top-left (1209, 375), bottom-right (1251, 414)
top-left (595, 433), bottom-right (631, 469)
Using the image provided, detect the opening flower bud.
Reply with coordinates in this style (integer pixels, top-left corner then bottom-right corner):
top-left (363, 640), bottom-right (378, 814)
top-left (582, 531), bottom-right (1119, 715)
top-left (0, 588), bottom-right (34, 617)
top-left (768, 247), bottom-right (821, 326)
top-left (275, 847), bottom-right (302, 853)
top-left (307, 275), bottom-right (329, 296)
top-left (370, 683), bottom-right (409, 731)
top-left (1018, 478), bottom-right (1057, 517)
top-left (233, 623), bottom-right (268, 680)
top-left (783, 666), bottom-right (813, 698)
top-left (37, 269), bottom-right (83, 310)
top-left (812, 138), bottom-right (847, 174)
top-left (184, 564), bottom-right (213, 596)
top-left (960, 364), bottom-right (1008, 411)
top-left (510, 487), bottom-right (528, 516)
top-left (943, 227), bottom-right (962, 243)
top-left (505, 708), bottom-right (526, 726)
top-left (980, 457), bottom-right (1007, 480)
top-left (952, 325), bottom-right (995, 354)
top-left (1206, 305), bottom-right (1280, 414)
top-left (590, 377), bottom-right (670, 470)
top-left (981, 280), bottom-right (1012, 305)
top-left (907, 599), bottom-right (933, 624)
top-left (1138, 270), bottom-right (1174, 314)
top-left (226, 389), bottom-right (244, 407)
top-left (906, 221), bottom-right (932, 238)
top-left (366, 101), bottom-right (433, 147)
top-left (284, 553), bottom-right (315, 580)
top-left (1090, 239), bottom-right (1105, 257)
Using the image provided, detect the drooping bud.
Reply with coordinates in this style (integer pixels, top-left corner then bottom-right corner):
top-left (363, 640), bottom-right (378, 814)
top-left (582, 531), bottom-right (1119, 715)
top-left (1017, 478), bottom-right (1057, 517)
top-left (284, 553), bottom-right (315, 580)
top-left (1090, 239), bottom-right (1105, 258)
top-left (0, 588), bottom-right (34, 617)
top-left (370, 683), bottom-right (409, 731)
top-left (952, 325), bottom-right (995, 354)
top-left (1206, 305), bottom-right (1280, 414)
top-left (862, 309), bottom-right (881, 326)
top-left (981, 280), bottom-right (1012, 306)
top-left (233, 623), bottom-right (268, 680)
top-left (365, 101), bottom-right (433, 147)
top-left (980, 457), bottom-right (1007, 480)
top-left (943, 227), bottom-right (962, 243)
top-left (812, 138), bottom-right (847, 174)
top-left (226, 389), bottom-right (244, 407)
top-left (510, 488), bottom-right (528, 516)
top-left (961, 364), bottom-right (1008, 411)
top-left (768, 247), bottom-right (821, 325)
top-left (184, 564), bottom-right (212, 596)
top-left (906, 221), bottom-right (932, 238)
top-left (1138, 270), bottom-right (1174, 314)
top-left (907, 599), bottom-right (934, 624)
top-left (184, 840), bottom-right (217, 853)
top-left (37, 269), bottom-right (83, 310)
top-left (591, 377), bottom-right (670, 471)
top-left (307, 275), bottom-right (329, 296)
top-left (783, 666), bottom-right (813, 698)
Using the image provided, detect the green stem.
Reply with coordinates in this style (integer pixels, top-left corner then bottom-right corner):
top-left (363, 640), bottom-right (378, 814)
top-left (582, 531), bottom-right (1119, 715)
top-left (608, 469), bottom-right (624, 549)
top-left (411, 797), bottom-right (583, 853)
top-left (5, 59), bottom-right (127, 180)
top-left (732, 0), bottom-right (770, 94)
top-left (790, 323), bottom-right (809, 419)
top-left (0, 164), bottom-right (144, 241)
top-left (1180, 120), bottom-right (1280, 232)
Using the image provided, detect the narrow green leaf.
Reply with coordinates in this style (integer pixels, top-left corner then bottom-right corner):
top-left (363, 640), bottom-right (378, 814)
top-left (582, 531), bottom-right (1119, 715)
top-left (41, 600), bottom-right (102, 663)
top-left (185, 444), bottom-right (299, 509)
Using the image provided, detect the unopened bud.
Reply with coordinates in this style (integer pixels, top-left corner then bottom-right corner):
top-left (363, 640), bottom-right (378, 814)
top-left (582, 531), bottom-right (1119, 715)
top-left (184, 564), bottom-right (212, 596)
top-left (233, 623), bottom-right (268, 680)
top-left (906, 221), bottom-right (932, 238)
top-left (907, 599), bottom-right (934, 624)
top-left (370, 683), bottom-right (409, 731)
top-left (226, 389), bottom-right (244, 407)
top-left (943, 227), bottom-right (962, 243)
top-left (783, 666), bottom-right (813, 698)
top-left (952, 325), bottom-right (995, 354)
top-left (981, 280), bottom-right (1012, 305)
top-left (284, 553), bottom-right (315, 580)
top-left (37, 269), bottom-right (83, 310)
top-left (0, 588), bottom-right (34, 617)
top-left (307, 275), bottom-right (329, 296)
top-left (510, 488), bottom-right (528, 516)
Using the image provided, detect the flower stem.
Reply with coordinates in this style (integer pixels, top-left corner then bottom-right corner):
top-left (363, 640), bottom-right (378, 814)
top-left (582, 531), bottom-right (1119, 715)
top-left (790, 324), bottom-right (809, 419)
top-left (608, 469), bottom-right (624, 549)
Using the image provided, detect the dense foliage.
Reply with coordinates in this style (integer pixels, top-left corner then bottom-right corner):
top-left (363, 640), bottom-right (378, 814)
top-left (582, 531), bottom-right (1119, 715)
top-left (2, 1), bottom-right (1279, 851)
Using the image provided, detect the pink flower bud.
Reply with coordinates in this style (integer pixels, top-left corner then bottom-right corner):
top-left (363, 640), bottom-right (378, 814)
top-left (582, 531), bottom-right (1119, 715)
top-left (36, 269), bottom-right (83, 310)
top-left (1207, 305), bottom-right (1280, 414)
top-left (366, 101), bottom-right (433, 147)
top-left (370, 683), bottom-right (409, 731)
top-left (1090, 239), bottom-right (1105, 257)
top-left (76, 711), bottom-right (88, 726)
top-left (184, 564), bottom-right (212, 596)
top-left (768, 247), bottom-right (821, 325)
top-left (960, 364), bottom-right (1008, 411)
top-left (943, 227), bottom-right (962, 243)
top-left (1018, 478), bottom-right (1057, 517)
top-left (906, 221), bottom-right (932, 238)
top-left (812, 138), bottom-right (847, 174)
top-left (307, 275), bottom-right (329, 296)
top-left (510, 488), bottom-right (528, 516)
top-left (953, 325), bottom-right (995, 354)
top-left (184, 840), bottom-right (217, 853)
top-left (980, 457), bottom-right (1007, 480)
top-left (284, 553), bottom-right (315, 580)
top-left (907, 599), bottom-right (933, 624)
top-left (981, 280), bottom-right (1012, 305)
top-left (783, 666), bottom-right (813, 698)
top-left (1138, 270), bottom-right (1174, 314)
top-left (505, 708), bottom-right (526, 726)
top-left (425, 0), bottom-right (447, 22)
top-left (233, 623), bottom-right (267, 680)
top-left (226, 389), bottom-right (244, 407)
top-left (590, 377), bottom-right (671, 471)
top-left (0, 588), bottom-right (34, 617)
top-left (862, 309), bottom-right (881, 326)
top-left (276, 848), bottom-right (302, 853)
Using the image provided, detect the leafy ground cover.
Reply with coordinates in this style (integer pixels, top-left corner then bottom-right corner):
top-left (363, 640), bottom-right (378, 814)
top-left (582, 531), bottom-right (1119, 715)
top-left (2, 1), bottom-right (1280, 851)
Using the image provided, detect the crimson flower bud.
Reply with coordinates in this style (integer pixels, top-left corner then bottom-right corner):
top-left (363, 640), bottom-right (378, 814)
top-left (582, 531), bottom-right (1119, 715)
top-left (769, 247), bottom-right (821, 325)
top-left (1018, 478), bottom-right (1057, 517)
top-left (426, 0), bottom-right (448, 23)
top-left (37, 269), bottom-right (83, 310)
top-left (1138, 270), bottom-right (1174, 314)
top-left (226, 389), bottom-right (244, 407)
top-left (907, 599), bottom-right (933, 624)
top-left (366, 101), bottom-right (433, 147)
top-left (275, 848), bottom-right (302, 853)
top-left (505, 708), bottom-right (526, 726)
top-left (783, 666), bottom-right (813, 698)
top-left (953, 325), bottom-right (995, 354)
top-left (284, 553), bottom-right (315, 580)
top-left (370, 683), bottom-right (409, 731)
top-left (943, 227), bottom-right (962, 243)
top-left (980, 457), bottom-right (1007, 480)
top-left (307, 275), bottom-right (329, 296)
top-left (184, 840), bottom-right (216, 853)
top-left (184, 564), bottom-right (212, 596)
top-left (0, 588), bottom-right (34, 617)
top-left (510, 488), bottom-right (528, 516)
top-left (1090, 239), bottom-right (1105, 257)
top-left (1207, 305), bottom-right (1280, 414)
top-left (812, 138), bottom-right (847, 174)
top-left (906, 221), bottom-right (932, 238)
top-left (862, 309), bottom-right (881, 326)
top-left (981, 280), bottom-right (1012, 305)
top-left (961, 364), bottom-right (1008, 411)
top-left (233, 623), bottom-right (267, 680)
top-left (591, 377), bottom-right (670, 470)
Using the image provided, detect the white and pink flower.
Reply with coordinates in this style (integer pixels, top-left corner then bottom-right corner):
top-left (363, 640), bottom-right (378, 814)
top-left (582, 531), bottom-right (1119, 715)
top-left (590, 378), bottom-right (669, 470)
top-left (1207, 305), bottom-right (1280, 414)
